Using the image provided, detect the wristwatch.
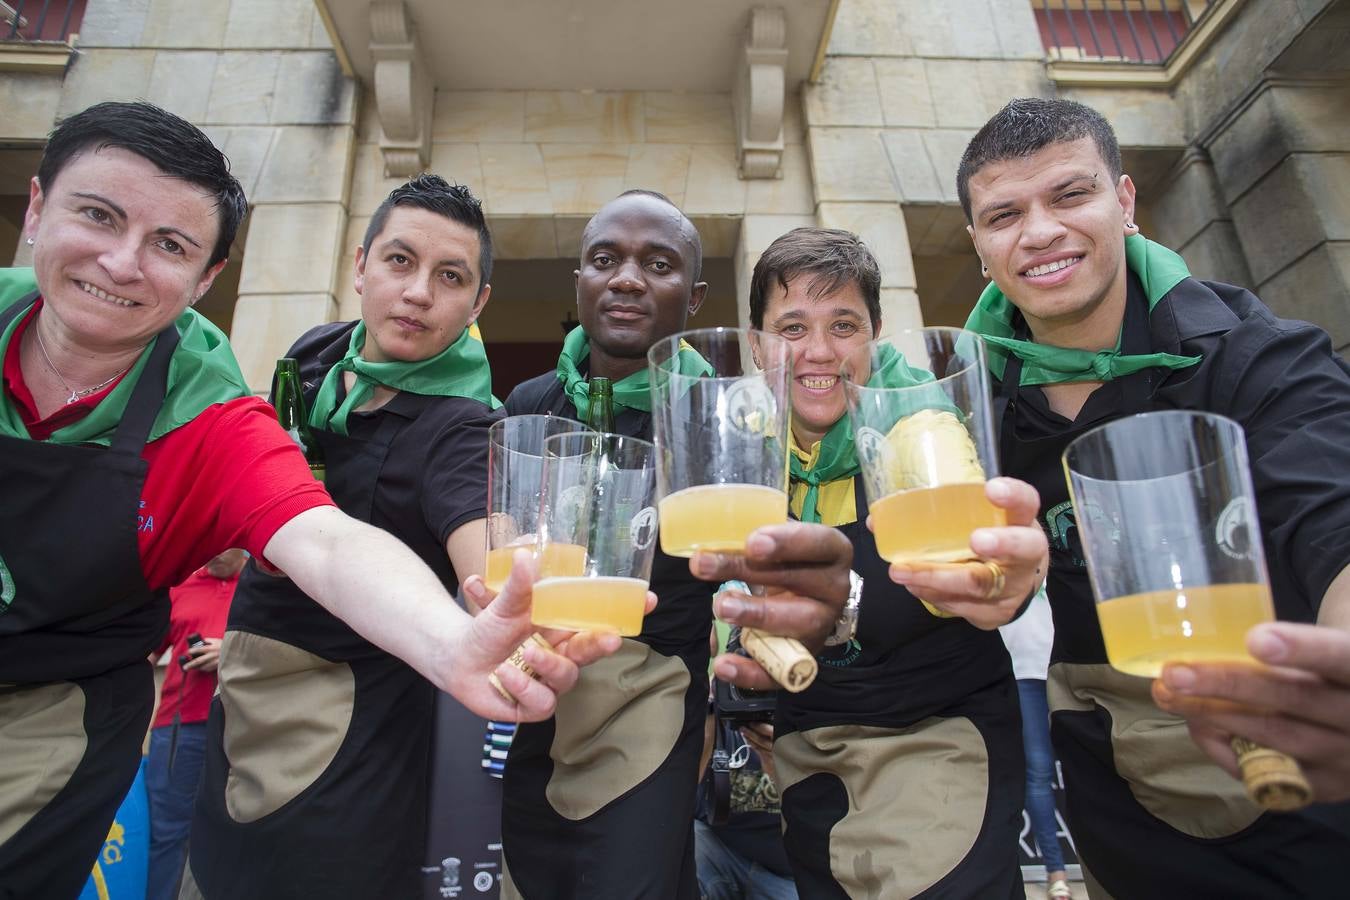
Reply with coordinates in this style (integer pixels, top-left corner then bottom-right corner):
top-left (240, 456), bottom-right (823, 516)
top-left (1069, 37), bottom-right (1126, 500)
top-left (824, 570), bottom-right (863, 647)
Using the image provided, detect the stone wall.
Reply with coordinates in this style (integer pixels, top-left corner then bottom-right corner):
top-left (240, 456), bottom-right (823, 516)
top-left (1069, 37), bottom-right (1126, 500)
top-left (806, 0), bottom-right (1053, 333)
top-left (346, 87), bottom-right (817, 332)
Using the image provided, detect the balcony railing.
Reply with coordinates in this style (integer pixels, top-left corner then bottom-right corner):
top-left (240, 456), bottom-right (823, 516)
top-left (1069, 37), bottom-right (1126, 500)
top-left (2, 0), bottom-right (85, 43)
top-left (1035, 1), bottom-right (1216, 65)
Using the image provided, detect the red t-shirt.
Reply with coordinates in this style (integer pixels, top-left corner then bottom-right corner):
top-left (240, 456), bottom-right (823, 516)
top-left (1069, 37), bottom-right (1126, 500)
top-left (2, 302), bottom-right (334, 588)
top-left (152, 567), bottom-right (238, 728)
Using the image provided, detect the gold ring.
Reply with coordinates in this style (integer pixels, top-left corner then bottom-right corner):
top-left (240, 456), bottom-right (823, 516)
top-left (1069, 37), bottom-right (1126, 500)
top-left (981, 560), bottom-right (1006, 601)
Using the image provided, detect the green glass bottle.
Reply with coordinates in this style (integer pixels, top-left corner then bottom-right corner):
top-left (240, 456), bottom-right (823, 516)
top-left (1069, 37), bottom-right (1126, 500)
top-left (586, 376), bottom-right (615, 433)
top-left (273, 357), bottom-right (325, 481)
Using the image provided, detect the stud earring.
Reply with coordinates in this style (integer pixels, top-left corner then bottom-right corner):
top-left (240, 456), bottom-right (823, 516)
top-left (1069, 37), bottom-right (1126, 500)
top-left (1125, 222), bottom-right (1137, 231)
top-left (981, 264), bottom-right (988, 277)
top-left (26, 237), bottom-right (34, 246)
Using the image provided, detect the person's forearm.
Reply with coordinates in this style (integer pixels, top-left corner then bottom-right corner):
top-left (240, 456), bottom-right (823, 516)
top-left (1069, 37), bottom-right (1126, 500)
top-left (264, 506), bottom-right (468, 691)
top-left (1317, 566), bottom-right (1350, 632)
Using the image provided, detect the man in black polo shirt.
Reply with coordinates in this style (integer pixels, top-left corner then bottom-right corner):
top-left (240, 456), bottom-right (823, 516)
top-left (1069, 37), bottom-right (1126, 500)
top-left (957, 97), bottom-right (1350, 897)
top-left (499, 190), bottom-right (848, 899)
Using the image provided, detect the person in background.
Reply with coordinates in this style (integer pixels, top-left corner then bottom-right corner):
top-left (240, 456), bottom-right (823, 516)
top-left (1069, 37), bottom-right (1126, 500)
top-left (145, 548), bottom-right (245, 900)
top-left (999, 586), bottom-right (1069, 899)
top-left (695, 622), bottom-right (797, 900)
top-left (959, 96), bottom-right (1350, 896)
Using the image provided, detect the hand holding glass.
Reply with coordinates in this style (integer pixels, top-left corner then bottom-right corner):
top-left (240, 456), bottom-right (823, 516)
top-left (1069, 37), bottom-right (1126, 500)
top-left (649, 328), bottom-right (817, 692)
top-left (1064, 410), bottom-right (1309, 810)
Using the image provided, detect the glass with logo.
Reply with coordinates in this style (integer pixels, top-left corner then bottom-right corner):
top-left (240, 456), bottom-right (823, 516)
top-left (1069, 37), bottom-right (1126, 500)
top-left (647, 327), bottom-right (792, 556)
top-left (533, 431), bottom-right (658, 635)
top-left (841, 328), bottom-right (1004, 564)
top-left (485, 414), bottom-right (587, 593)
top-left (1062, 410), bottom-right (1276, 676)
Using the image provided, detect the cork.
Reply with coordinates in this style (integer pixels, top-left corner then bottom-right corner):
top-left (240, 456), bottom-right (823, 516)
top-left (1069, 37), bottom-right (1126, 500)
top-left (488, 632), bottom-right (553, 704)
top-left (1231, 737), bottom-right (1312, 811)
top-left (741, 627), bottom-right (818, 692)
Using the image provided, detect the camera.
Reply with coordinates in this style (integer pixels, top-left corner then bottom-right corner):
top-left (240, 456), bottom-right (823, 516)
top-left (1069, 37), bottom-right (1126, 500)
top-left (179, 633), bottom-right (206, 670)
top-left (711, 629), bottom-right (776, 725)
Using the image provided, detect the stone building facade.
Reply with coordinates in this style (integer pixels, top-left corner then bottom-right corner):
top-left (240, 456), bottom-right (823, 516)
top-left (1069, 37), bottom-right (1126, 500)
top-left (1, 0), bottom-right (1346, 394)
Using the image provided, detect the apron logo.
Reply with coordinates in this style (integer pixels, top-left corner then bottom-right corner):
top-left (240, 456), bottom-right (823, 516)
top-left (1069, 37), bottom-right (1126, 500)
top-left (1043, 500), bottom-right (1087, 569)
top-left (0, 552), bottom-right (14, 612)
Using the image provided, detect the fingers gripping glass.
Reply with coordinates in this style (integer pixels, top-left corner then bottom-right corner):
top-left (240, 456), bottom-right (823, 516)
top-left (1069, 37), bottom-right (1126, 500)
top-left (648, 327), bottom-right (817, 692)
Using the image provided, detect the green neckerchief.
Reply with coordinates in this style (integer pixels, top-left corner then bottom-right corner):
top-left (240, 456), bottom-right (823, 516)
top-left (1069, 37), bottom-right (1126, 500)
top-left (0, 268), bottom-right (249, 446)
top-left (556, 325), bottom-right (713, 421)
top-left (309, 320), bottom-right (501, 436)
top-left (964, 234), bottom-right (1202, 385)
top-left (790, 343), bottom-right (937, 523)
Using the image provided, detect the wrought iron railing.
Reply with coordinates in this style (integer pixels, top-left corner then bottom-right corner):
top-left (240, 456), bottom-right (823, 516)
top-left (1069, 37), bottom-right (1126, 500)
top-left (1034, 1), bottom-right (1217, 65)
top-left (2, 0), bottom-right (84, 43)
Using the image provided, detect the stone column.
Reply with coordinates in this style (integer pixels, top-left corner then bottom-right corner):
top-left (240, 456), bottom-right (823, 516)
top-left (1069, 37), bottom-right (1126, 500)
top-left (1207, 80), bottom-right (1350, 350)
top-left (1150, 147), bottom-right (1255, 288)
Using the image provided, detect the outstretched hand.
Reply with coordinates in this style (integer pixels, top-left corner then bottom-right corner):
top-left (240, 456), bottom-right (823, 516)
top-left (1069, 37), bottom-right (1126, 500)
top-left (883, 477), bottom-right (1047, 629)
top-left (443, 550), bottom-right (627, 720)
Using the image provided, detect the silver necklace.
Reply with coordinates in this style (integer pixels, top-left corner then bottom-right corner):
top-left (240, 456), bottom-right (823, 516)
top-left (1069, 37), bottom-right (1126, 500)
top-left (32, 323), bottom-right (130, 405)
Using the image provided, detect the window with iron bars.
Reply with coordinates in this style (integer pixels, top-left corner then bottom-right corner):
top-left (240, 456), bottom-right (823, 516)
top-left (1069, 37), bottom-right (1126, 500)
top-left (2, 0), bottom-right (85, 43)
top-left (1034, 0), bottom-right (1217, 65)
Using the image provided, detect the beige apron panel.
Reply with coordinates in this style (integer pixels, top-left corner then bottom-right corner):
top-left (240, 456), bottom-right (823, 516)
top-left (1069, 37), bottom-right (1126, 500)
top-left (0, 682), bottom-right (87, 846)
top-left (219, 631), bottom-right (355, 823)
top-left (1047, 661), bottom-right (1262, 839)
top-left (774, 718), bottom-right (988, 899)
top-left (545, 639), bottom-right (689, 821)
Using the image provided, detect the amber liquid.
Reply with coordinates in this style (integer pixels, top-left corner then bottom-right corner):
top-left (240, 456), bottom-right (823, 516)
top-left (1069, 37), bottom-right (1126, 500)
top-left (484, 542), bottom-right (587, 593)
top-left (870, 481), bottom-right (1006, 564)
top-left (1096, 582), bottom-right (1274, 678)
top-left (531, 575), bottom-right (648, 635)
top-left (658, 484), bottom-right (788, 557)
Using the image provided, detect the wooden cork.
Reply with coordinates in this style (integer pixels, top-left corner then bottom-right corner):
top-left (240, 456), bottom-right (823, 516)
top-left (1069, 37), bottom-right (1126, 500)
top-left (1231, 737), bottom-right (1312, 811)
top-left (741, 627), bottom-right (817, 692)
top-left (488, 633), bottom-right (553, 704)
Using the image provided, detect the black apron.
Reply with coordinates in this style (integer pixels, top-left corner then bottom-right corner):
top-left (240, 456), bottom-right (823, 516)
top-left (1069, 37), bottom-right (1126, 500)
top-left (190, 368), bottom-right (442, 899)
top-left (999, 284), bottom-right (1350, 897)
top-left (0, 293), bottom-right (177, 900)
top-left (775, 481), bottom-right (1023, 900)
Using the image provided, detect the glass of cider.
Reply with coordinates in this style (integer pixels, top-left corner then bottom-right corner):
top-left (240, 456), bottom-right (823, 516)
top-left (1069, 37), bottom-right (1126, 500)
top-left (485, 414), bottom-right (586, 593)
top-left (1063, 411), bottom-right (1275, 678)
top-left (532, 431), bottom-right (658, 636)
top-left (841, 328), bottom-right (1004, 565)
top-left (647, 328), bottom-right (792, 558)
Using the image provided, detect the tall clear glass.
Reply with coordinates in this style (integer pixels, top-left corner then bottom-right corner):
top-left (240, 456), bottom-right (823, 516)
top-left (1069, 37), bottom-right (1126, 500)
top-left (534, 431), bottom-right (658, 636)
top-left (647, 327), bottom-right (792, 557)
top-left (485, 414), bottom-right (586, 592)
top-left (1063, 410), bottom-right (1275, 677)
top-left (841, 328), bottom-right (1003, 564)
